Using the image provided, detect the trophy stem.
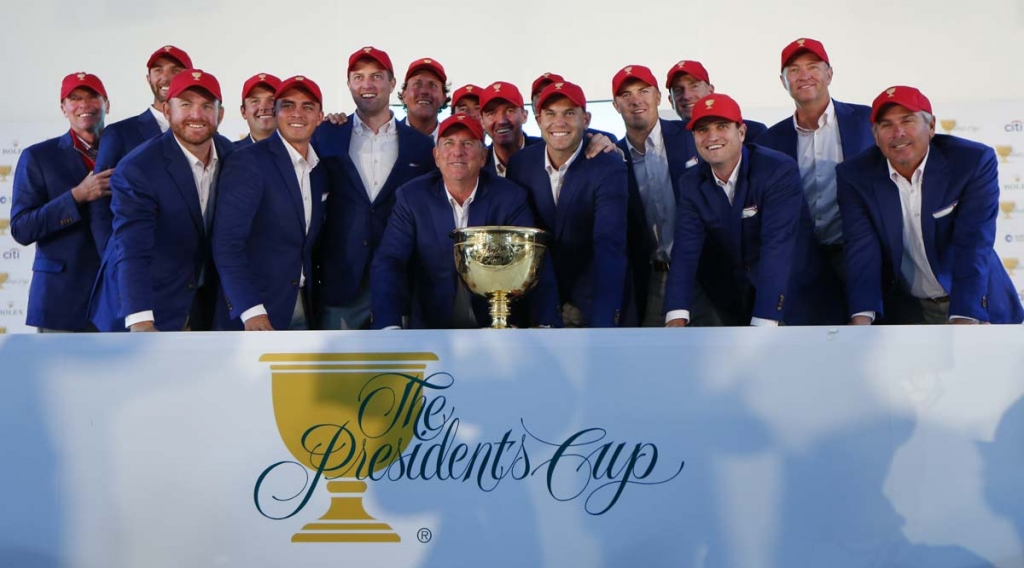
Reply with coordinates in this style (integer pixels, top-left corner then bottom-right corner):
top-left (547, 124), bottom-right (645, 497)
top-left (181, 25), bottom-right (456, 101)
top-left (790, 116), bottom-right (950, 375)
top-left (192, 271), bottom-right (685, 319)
top-left (489, 291), bottom-right (511, 329)
top-left (291, 480), bottom-right (400, 543)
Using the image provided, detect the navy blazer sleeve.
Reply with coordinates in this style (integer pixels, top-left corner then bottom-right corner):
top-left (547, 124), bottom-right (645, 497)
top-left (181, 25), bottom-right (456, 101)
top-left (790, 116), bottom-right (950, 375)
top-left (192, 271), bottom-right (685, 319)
top-left (948, 146), bottom-right (1000, 320)
top-left (749, 159), bottom-right (803, 321)
top-left (370, 187), bottom-right (417, 329)
top-left (589, 156), bottom-right (630, 326)
top-left (664, 170), bottom-right (706, 316)
top-left (211, 149), bottom-right (265, 320)
top-left (110, 159), bottom-right (160, 317)
top-left (836, 162), bottom-right (886, 316)
top-left (93, 125), bottom-right (127, 174)
top-left (10, 145), bottom-right (83, 246)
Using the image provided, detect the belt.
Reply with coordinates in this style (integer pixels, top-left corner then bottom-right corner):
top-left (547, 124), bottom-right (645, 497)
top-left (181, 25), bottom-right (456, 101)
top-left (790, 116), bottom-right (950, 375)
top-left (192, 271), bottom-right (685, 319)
top-left (651, 260), bottom-right (671, 272)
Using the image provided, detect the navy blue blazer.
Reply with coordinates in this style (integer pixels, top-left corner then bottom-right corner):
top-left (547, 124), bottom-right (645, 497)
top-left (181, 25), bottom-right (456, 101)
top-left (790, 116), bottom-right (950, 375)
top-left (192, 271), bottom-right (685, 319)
top-left (483, 134), bottom-right (542, 177)
top-left (757, 99), bottom-right (873, 165)
top-left (370, 170), bottom-right (560, 329)
top-left (10, 132), bottom-right (107, 330)
top-left (93, 108), bottom-right (162, 173)
top-left (665, 144), bottom-right (845, 325)
top-left (506, 142), bottom-right (629, 327)
top-left (312, 117), bottom-right (436, 307)
top-left (744, 119), bottom-right (768, 142)
top-left (837, 135), bottom-right (1023, 323)
top-left (211, 134), bottom-right (327, 330)
top-left (233, 135), bottom-right (255, 149)
top-left (89, 130), bottom-right (235, 331)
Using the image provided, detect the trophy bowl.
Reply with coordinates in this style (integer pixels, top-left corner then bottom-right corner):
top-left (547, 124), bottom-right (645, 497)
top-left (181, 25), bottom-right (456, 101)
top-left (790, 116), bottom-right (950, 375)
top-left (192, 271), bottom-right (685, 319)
top-left (451, 226), bottom-right (548, 328)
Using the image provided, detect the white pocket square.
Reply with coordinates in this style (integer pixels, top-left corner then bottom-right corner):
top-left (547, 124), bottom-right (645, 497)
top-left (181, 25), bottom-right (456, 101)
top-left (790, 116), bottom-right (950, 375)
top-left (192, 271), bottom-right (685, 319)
top-left (742, 206), bottom-right (758, 219)
top-left (932, 201), bottom-right (958, 219)
top-left (685, 157), bottom-right (699, 168)
top-left (321, 193), bottom-right (329, 202)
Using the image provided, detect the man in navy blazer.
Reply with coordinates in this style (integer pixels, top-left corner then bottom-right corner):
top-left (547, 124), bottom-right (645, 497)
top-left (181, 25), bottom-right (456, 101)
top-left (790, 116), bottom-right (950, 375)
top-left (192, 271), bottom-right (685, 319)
top-left (479, 81), bottom-right (541, 177)
top-left (665, 60), bottom-right (767, 142)
top-left (10, 72), bottom-right (112, 332)
top-left (93, 45), bottom-right (192, 173)
top-left (235, 73), bottom-right (281, 149)
top-left (507, 81), bottom-right (629, 327)
top-left (90, 69), bottom-right (234, 332)
top-left (757, 38), bottom-right (873, 299)
top-left (213, 76), bottom-right (326, 331)
top-left (664, 94), bottom-right (845, 327)
top-left (313, 46), bottom-right (436, 330)
top-left (371, 114), bottom-right (560, 329)
top-left (838, 86), bottom-right (1023, 324)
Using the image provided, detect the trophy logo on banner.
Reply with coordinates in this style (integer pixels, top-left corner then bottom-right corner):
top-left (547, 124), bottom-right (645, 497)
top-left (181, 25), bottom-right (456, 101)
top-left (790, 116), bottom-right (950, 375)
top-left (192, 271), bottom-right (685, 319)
top-left (257, 352), bottom-right (439, 543)
top-left (997, 145), bottom-right (1013, 164)
top-left (0, 327), bottom-right (6, 334)
top-left (0, 218), bottom-right (9, 235)
top-left (1003, 258), bottom-right (1019, 276)
top-left (0, 273), bottom-right (8, 289)
top-left (1000, 201), bottom-right (1016, 220)
top-left (0, 166), bottom-right (11, 183)
top-left (940, 119), bottom-right (956, 135)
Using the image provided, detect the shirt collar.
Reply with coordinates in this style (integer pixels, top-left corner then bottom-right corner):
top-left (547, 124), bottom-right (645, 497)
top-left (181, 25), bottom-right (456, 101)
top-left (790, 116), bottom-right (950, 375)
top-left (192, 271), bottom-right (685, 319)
top-left (626, 119), bottom-right (664, 156)
top-left (793, 98), bottom-right (836, 133)
top-left (173, 134), bottom-right (219, 171)
top-left (149, 105), bottom-right (170, 131)
top-left (277, 130), bottom-right (320, 169)
top-left (887, 147), bottom-right (930, 185)
top-left (445, 179), bottom-right (479, 208)
top-left (352, 111), bottom-right (396, 136)
top-left (544, 138), bottom-right (584, 174)
top-left (715, 156), bottom-right (741, 188)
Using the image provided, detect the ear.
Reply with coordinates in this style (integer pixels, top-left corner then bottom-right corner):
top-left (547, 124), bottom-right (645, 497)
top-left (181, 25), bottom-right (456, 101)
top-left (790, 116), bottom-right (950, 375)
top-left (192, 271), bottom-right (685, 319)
top-left (217, 105), bottom-right (225, 126)
top-left (432, 145), bottom-right (441, 167)
top-left (104, 99), bottom-right (111, 115)
top-left (708, 83), bottom-right (715, 94)
top-left (738, 122), bottom-right (747, 142)
top-left (584, 111), bottom-right (592, 129)
top-left (161, 101), bottom-right (171, 119)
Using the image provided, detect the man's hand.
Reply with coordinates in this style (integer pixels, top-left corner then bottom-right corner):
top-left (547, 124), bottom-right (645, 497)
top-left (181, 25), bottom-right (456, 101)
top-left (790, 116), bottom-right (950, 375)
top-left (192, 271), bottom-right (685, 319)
top-left (244, 314), bottom-right (275, 331)
top-left (562, 303), bottom-right (584, 327)
top-left (849, 315), bottom-right (873, 325)
top-left (324, 113), bottom-right (349, 126)
top-left (71, 170), bottom-right (113, 203)
top-left (665, 318), bottom-right (688, 327)
top-left (129, 321), bottom-right (158, 332)
top-left (584, 132), bottom-right (624, 160)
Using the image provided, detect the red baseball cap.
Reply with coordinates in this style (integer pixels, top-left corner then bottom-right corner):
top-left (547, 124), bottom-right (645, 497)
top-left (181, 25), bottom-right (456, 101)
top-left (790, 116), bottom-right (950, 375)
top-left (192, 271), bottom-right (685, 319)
top-left (480, 81), bottom-right (525, 110)
top-left (531, 72), bottom-right (565, 98)
top-left (438, 113), bottom-right (485, 141)
top-left (612, 65), bottom-right (659, 96)
top-left (167, 69), bottom-right (222, 102)
top-left (686, 93), bottom-right (744, 130)
top-left (348, 46), bottom-right (394, 74)
top-left (536, 81), bottom-right (587, 111)
top-left (870, 86), bottom-right (932, 123)
top-left (276, 75), bottom-right (323, 105)
top-left (61, 72), bottom-right (107, 100)
top-left (146, 45), bottom-right (192, 70)
top-left (781, 37), bottom-right (829, 70)
top-left (405, 57), bottom-right (447, 83)
top-left (665, 60), bottom-right (711, 89)
top-left (451, 84), bottom-right (482, 107)
top-left (240, 73), bottom-right (281, 100)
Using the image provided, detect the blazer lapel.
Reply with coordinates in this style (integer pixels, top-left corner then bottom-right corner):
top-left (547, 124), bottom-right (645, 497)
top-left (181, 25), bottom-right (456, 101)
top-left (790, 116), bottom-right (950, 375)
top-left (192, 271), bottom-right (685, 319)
top-left (835, 100), bottom-right (867, 159)
top-left (662, 119), bottom-right (695, 185)
top-left (429, 180), bottom-right (457, 243)
top-left (530, 151), bottom-right (558, 231)
top-left (270, 136), bottom-right (307, 234)
top-left (920, 145), bottom-right (950, 272)
top-left (871, 157), bottom-right (905, 279)
top-left (56, 133), bottom-right (88, 185)
top-left (376, 122), bottom-right (423, 205)
top-left (137, 109), bottom-right (161, 140)
top-left (162, 132), bottom-right (204, 235)
top-left (554, 151), bottom-right (586, 238)
top-left (468, 177), bottom-right (493, 228)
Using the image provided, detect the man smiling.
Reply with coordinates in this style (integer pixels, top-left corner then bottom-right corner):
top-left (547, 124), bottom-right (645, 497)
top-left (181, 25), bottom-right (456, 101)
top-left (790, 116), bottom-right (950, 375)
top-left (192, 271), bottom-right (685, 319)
top-left (398, 57), bottom-right (449, 140)
top-left (235, 73), bottom-right (281, 148)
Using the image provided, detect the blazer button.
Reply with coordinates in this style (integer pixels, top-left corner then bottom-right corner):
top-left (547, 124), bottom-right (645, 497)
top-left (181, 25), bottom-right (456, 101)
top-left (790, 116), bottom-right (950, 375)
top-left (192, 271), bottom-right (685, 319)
top-left (187, 282), bottom-right (195, 289)
top-left (291, 280), bottom-right (299, 286)
top-left (369, 207), bottom-right (375, 214)
top-left (362, 239), bottom-right (369, 246)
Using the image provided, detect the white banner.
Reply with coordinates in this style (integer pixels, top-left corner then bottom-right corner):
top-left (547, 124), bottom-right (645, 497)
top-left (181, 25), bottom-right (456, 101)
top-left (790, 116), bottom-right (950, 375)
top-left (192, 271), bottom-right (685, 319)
top-left (1, 327), bottom-right (1022, 567)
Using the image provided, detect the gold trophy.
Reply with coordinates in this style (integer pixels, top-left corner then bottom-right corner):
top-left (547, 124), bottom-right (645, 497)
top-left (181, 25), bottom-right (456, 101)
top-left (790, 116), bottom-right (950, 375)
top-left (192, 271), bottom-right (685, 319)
top-left (1003, 258), bottom-right (1019, 276)
top-left (939, 119), bottom-right (956, 135)
top-left (0, 165), bottom-right (10, 182)
top-left (1000, 201), bottom-right (1016, 220)
top-left (259, 352), bottom-right (437, 543)
top-left (0, 218), bottom-right (9, 236)
top-left (451, 226), bottom-right (548, 328)
top-left (0, 273), bottom-right (7, 290)
top-left (997, 146), bottom-right (1013, 164)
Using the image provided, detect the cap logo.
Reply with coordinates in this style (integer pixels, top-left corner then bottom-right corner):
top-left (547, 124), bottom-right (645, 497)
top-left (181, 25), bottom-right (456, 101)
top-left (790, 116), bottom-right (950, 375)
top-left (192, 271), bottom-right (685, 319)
top-left (76, 73), bottom-right (86, 81)
top-left (677, 61), bottom-right (687, 69)
top-left (163, 46), bottom-right (173, 52)
top-left (457, 115), bottom-right (465, 121)
top-left (555, 83), bottom-right (564, 90)
top-left (624, 66), bottom-right (633, 75)
top-left (258, 74), bottom-right (266, 80)
top-left (465, 86), bottom-right (474, 92)
top-left (797, 38), bottom-right (806, 46)
top-left (295, 76), bottom-right (305, 81)
top-left (705, 99), bottom-right (715, 109)
top-left (543, 73), bottom-right (551, 78)
top-left (886, 88), bottom-right (897, 98)
top-left (191, 71), bottom-right (202, 80)
top-left (423, 59), bottom-right (432, 64)
top-left (493, 84), bottom-right (501, 92)
top-left (363, 47), bottom-right (372, 53)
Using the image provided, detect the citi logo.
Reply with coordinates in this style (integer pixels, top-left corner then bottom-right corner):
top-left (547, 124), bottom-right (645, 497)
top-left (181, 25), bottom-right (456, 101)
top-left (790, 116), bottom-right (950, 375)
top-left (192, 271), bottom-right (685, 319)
top-left (2, 248), bottom-right (18, 260)
top-left (1006, 120), bottom-right (1024, 133)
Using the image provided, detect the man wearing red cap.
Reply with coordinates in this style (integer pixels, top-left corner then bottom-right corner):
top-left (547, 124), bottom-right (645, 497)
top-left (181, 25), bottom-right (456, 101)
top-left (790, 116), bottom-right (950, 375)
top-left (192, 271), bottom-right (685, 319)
top-left (213, 76), bottom-right (326, 331)
top-left (507, 81), bottom-right (629, 327)
top-left (94, 45), bottom-right (193, 173)
top-left (90, 69), bottom-right (235, 332)
top-left (398, 57), bottom-right (449, 140)
top-left (530, 72), bottom-right (621, 156)
top-left (664, 94), bottom-right (844, 327)
top-left (371, 114), bottom-right (559, 328)
top-left (838, 86), bottom-right (1023, 324)
top-left (665, 60), bottom-right (766, 142)
top-left (450, 84), bottom-right (482, 121)
top-left (10, 72), bottom-right (111, 332)
top-left (236, 73), bottom-right (281, 148)
top-left (313, 46), bottom-right (435, 330)
top-left (479, 81), bottom-right (540, 177)
top-left (757, 38), bottom-right (872, 295)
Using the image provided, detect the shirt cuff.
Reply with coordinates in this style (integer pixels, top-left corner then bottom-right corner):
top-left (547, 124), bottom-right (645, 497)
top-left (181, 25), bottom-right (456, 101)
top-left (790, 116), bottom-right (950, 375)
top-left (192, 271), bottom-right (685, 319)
top-left (382, 325), bottom-right (402, 330)
top-left (852, 311), bottom-right (876, 322)
top-left (665, 309), bottom-right (690, 325)
top-left (949, 315), bottom-right (978, 323)
top-left (125, 311), bottom-right (155, 328)
top-left (241, 304), bottom-right (268, 323)
top-left (750, 317), bottom-right (780, 327)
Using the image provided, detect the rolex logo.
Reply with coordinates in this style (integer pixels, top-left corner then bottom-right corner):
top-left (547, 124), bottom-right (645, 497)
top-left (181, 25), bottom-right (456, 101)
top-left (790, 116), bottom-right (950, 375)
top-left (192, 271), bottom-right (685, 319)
top-left (887, 88), bottom-right (897, 98)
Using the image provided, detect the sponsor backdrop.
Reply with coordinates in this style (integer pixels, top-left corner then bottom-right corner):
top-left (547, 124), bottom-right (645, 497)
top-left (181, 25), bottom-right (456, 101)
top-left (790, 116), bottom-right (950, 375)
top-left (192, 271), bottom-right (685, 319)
top-left (1, 101), bottom-right (1022, 332)
top-left (0, 328), bottom-right (1023, 567)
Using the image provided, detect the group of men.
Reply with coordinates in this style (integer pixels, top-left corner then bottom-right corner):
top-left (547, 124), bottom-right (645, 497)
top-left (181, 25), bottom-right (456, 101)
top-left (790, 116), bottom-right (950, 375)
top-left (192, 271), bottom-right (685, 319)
top-left (10, 37), bottom-right (1022, 333)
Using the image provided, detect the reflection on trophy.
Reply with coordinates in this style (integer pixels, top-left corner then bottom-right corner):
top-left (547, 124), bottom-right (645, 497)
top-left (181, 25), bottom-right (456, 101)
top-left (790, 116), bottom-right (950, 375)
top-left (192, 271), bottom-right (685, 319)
top-left (451, 226), bottom-right (548, 328)
top-left (0, 165), bottom-right (10, 182)
top-left (939, 119), bottom-right (956, 134)
top-left (0, 273), bottom-right (7, 289)
top-left (1004, 258), bottom-right (1019, 276)
top-left (1000, 201), bottom-right (1016, 220)
top-left (0, 218), bottom-right (9, 236)
top-left (997, 145), bottom-right (1013, 164)
top-left (260, 352), bottom-right (438, 543)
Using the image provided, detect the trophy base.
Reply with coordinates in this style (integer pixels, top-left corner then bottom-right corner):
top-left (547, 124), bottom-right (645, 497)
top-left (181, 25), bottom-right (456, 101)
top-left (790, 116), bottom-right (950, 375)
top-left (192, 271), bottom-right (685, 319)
top-left (488, 291), bottom-right (511, 329)
top-left (291, 480), bottom-right (401, 543)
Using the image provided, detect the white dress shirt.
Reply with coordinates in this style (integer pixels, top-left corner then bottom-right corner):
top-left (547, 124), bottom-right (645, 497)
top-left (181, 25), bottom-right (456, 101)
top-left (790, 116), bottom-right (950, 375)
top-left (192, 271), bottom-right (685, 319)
top-left (544, 141), bottom-right (584, 204)
top-left (493, 138), bottom-right (527, 178)
top-left (350, 112), bottom-right (399, 203)
top-left (148, 106), bottom-right (170, 133)
top-left (446, 180), bottom-right (479, 229)
top-left (665, 158), bottom-right (778, 327)
top-left (626, 120), bottom-right (675, 261)
top-left (241, 133), bottom-right (320, 323)
top-left (125, 137), bottom-right (220, 328)
top-left (794, 99), bottom-right (843, 245)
